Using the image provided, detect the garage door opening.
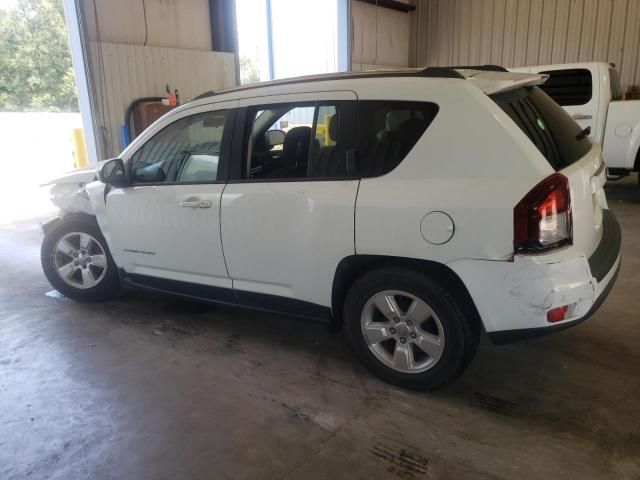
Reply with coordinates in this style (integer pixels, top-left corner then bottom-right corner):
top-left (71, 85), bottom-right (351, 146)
top-left (235, 0), bottom-right (349, 84)
top-left (0, 0), bottom-right (84, 225)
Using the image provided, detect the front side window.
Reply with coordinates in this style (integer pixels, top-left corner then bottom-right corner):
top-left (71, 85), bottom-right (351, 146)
top-left (355, 101), bottom-right (439, 178)
top-left (130, 110), bottom-right (227, 184)
top-left (245, 103), bottom-right (348, 180)
top-left (539, 69), bottom-right (593, 106)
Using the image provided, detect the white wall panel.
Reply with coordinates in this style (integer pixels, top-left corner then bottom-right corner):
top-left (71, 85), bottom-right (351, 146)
top-left (89, 42), bottom-right (236, 158)
top-left (412, 0), bottom-right (640, 90)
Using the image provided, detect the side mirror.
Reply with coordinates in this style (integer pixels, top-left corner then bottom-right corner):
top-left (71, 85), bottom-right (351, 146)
top-left (98, 158), bottom-right (127, 187)
top-left (265, 129), bottom-right (285, 149)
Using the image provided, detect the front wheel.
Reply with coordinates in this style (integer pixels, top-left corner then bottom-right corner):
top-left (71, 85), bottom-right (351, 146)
top-left (41, 215), bottom-right (120, 301)
top-left (344, 268), bottom-right (478, 391)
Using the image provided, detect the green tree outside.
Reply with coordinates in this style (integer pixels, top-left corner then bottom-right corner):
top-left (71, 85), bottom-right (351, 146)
top-left (239, 54), bottom-right (261, 85)
top-left (0, 0), bottom-right (78, 111)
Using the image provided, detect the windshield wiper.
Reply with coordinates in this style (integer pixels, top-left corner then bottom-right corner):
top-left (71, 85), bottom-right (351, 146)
top-left (576, 126), bottom-right (591, 140)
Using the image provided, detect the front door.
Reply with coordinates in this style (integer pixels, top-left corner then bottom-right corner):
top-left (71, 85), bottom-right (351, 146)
top-left (103, 102), bottom-right (235, 289)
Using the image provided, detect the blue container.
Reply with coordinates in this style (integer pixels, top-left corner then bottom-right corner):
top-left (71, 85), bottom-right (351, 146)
top-left (120, 124), bottom-right (131, 149)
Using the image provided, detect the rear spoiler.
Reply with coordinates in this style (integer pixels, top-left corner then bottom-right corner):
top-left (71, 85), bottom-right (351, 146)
top-left (455, 69), bottom-right (549, 95)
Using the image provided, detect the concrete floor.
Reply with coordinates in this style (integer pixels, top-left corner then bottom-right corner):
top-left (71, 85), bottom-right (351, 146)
top-left (1, 181), bottom-right (639, 480)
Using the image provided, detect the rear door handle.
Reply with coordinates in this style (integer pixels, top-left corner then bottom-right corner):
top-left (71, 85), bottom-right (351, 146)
top-left (179, 199), bottom-right (212, 208)
top-left (571, 113), bottom-right (593, 120)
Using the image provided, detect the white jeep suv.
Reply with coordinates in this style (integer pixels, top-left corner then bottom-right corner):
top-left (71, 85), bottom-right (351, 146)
top-left (41, 67), bottom-right (621, 390)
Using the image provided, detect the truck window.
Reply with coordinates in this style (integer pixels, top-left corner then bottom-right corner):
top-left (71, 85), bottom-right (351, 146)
top-left (492, 86), bottom-right (592, 171)
top-left (538, 68), bottom-right (592, 106)
top-left (609, 68), bottom-right (623, 101)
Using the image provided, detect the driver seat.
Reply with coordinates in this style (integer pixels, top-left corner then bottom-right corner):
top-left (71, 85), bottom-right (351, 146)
top-left (269, 126), bottom-right (312, 178)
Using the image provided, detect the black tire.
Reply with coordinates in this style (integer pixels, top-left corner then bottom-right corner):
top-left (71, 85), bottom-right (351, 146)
top-left (41, 214), bottom-right (120, 301)
top-left (344, 267), bottom-right (478, 391)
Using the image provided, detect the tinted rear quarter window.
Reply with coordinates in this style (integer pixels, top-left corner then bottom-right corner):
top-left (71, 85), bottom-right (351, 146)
top-left (492, 86), bottom-right (592, 170)
top-left (539, 68), bottom-right (592, 106)
top-left (356, 101), bottom-right (439, 178)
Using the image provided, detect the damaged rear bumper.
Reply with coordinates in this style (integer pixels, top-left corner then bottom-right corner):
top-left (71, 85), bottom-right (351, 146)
top-left (449, 210), bottom-right (622, 344)
top-left (488, 255), bottom-right (620, 344)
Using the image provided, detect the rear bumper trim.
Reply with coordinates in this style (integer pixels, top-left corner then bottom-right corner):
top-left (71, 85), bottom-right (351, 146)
top-left (589, 209), bottom-right (621, 282)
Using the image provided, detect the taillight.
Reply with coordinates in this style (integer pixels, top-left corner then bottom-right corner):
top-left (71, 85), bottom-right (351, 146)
top-left (547, 305), bottom-right (569, 323)
top-left (514, 173), bottom-right (572, 253)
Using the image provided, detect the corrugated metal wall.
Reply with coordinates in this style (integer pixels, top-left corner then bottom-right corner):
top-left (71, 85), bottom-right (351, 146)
top-left (351, 0), bottom-right (411, 69)
top-left (83, 0), bottom-right (213, 50)
top-left (351, 62), bottom-right (405, 71)
top-left (89, 42), bottom-right (236, 158)
top-left (411, 0), bottom-right (640, 90)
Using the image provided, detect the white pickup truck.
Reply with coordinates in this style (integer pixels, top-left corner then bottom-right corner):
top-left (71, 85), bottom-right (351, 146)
top-left (513, 62), bottom-right (640, 181)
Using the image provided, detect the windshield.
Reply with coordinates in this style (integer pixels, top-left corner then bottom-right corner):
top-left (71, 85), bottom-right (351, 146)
top-left (491, 86), bottom-right (592, 171)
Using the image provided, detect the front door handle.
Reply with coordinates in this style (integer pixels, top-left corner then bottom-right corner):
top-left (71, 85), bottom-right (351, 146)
top-left (571, 113), bottom-right (593, 120)
top-left (179, 199), bottom-right (212, 208)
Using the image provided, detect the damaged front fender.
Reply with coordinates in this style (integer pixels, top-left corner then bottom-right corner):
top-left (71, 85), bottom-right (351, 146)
top-left (49, 182), bottom-right (93, 213)
top-left (43, 167), bottom-right (99, 215)
top-left (41, 167), bottom-right (97, 187)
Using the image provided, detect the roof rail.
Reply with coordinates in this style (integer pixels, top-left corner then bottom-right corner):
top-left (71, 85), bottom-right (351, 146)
top-left (193, 90), bottom-right (215, 100)
top-left (190, 67), bottom-right (465, 102)
top-left (449, 64), bottom-right (509, 72)
top-left (419, 67), bottom-right (465, 78)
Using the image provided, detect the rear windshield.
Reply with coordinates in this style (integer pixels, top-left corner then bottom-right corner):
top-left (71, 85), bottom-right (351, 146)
top-left (491, 86), bottom-right (592, 171)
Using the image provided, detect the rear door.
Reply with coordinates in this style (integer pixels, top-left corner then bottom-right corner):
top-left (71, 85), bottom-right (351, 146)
top-left (220, 91), bottom-right (359, 309)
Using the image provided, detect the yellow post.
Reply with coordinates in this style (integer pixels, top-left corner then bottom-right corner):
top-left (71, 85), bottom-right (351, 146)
top-left (71, 128), bottom-right (89, 168)
top-left (324, 114), bottom-right (332, 145)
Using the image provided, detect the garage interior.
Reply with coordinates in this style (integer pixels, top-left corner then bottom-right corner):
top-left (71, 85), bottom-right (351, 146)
top-left (1, 1), bottom-right (639, 479)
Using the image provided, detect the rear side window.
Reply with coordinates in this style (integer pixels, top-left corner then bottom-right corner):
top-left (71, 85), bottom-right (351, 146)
top-left (242, 102), bottom-right (355, 180)
top-left (492, 86), bottom-right (592, 171)
top-left (356, 101), bottom-right (439, 178)
top-left (538, 68), bottom-right (592, 106)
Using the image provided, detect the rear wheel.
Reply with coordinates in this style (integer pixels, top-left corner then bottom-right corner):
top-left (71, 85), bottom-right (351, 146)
top-left (344, 268), bottom-right (477, 391)
top-left (41, 215), bottom-right (120, 301)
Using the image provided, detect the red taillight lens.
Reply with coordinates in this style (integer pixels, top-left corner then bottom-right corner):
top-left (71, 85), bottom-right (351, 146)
top-left (547, 305), bottom-right (569, 323)
top-left (514, 173), bottom-right (572, 253)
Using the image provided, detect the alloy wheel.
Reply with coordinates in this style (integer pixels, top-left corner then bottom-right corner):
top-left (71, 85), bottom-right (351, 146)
top-left (360, 290), bottom-right (445, 373)
top-left (53, 232), bottom-right (108, 290)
